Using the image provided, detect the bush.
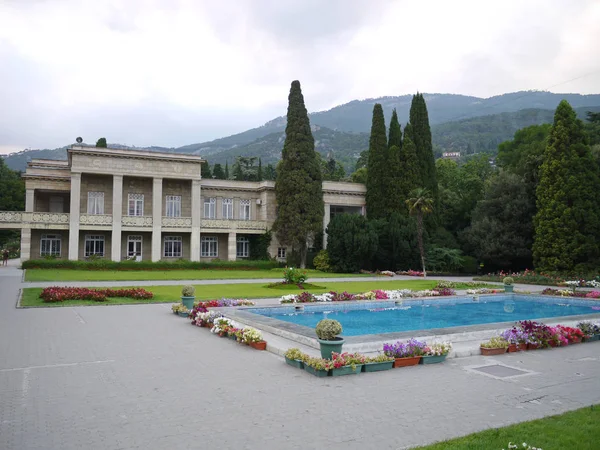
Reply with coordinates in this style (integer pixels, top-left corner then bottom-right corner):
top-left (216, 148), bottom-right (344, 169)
top-left (426, 246), bottom-right (464, 273)
top-left (503, 276), bottom-right (514, 285)
top-left (181, 285), bottom-right (195, 297)
top-left (22, 259), bottom-right (280, 271)
top-left (312, 250), bottom-right (331, 272)
top-left (40, 287), bottom-right (153, 302)
top-left (327, 214), bottom-right (378, 273)
top-left (315, 319), bottom-right (342, 340)
top-left (282, 267), bottom-right (308, 284)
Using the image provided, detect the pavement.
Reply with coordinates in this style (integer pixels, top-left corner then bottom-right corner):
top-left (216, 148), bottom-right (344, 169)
top-left (1, 261), bottom-right (599, 449)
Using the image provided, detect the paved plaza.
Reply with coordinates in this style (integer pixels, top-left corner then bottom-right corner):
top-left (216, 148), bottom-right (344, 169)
top-left (1, 263), bottom-right (599, 449)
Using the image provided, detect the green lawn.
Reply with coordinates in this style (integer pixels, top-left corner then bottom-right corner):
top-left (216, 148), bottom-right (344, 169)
top-left (24, 268), bottom-right (372, 282)
top-left (416, 405), bottom-right (599, 449)
top-left (21, 279), bottom-right (442, 307)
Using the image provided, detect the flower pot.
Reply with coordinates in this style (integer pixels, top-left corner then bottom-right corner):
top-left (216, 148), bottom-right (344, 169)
top-left (527, 343), bottom-right (539, 350)
top-left (331, 365), bottom-right (363, 376)
top-left (304, 364), bottom-right (330, 377)
top-left (504, 285), bottom-right (514, 293)
top-left (249, 341), bottom-right (267, 350)
top-left (317, 337), bottom-right (345, 360)
top-left (228, 334), bottom-right (237, 341)
top-left (583, 335), bottom-right (600, 342)
top-left (181, 296), bottom-right (195, 310)
top-left (177, 311), bottom-right (189, 317)
top-left (420, 354), bottom-right (447, 364)
top-left (480, 346), bottom-right (506, 356)
top-left (507, 344), bottom-right (518, 353)
top-left (518, 343), bottom-right (527, 351)
top-left (285, 357), bottom-right (304, 369)
top-left (393, 356), bottom-right (421, 367)
top-left (362, 361), bottom-right (394, 372)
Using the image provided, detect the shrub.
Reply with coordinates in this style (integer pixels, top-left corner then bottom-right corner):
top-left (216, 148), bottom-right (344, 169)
top-left (503, 276), bottom-right (514, 285)
top-left (312, 250), bottom-right (331, 272)
top-left (22, 259), bottom-right (280, 271)
top-left (282, 267), bottom-right (308, 284)
top-left (315, 319), bottom-right (342, 340)
top-left (181, 285), bottom-right (195, 297)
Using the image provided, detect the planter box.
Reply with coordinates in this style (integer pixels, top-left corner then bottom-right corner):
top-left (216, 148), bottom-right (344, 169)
top-left (569, 336), bottom-right (582, 344)
top-left (318, 338), bottom-right (345, 360)
top-left (331, 365), bottom-right (363, 376)
top-left (583, 335), bottom-right (600, 342)
top-left (527, 343), bottom-right (540, 350)
top-left (285, 357), bottom-right (304, 369)
top-left (507, 344), bottom-right (518, 353)
top-left (249, 341), bottom-right (267, 350)
top-left (480, 346), bottom-right (507, 356)
top-left (504, 285), bottom-right (514, 293)
top-left (518, 343), bottom-right (527, 351)
top-left (393, 356), bottom-right (421, 367)
top-left (304, 365), bottom-right (330, 377)
top-left (177, 311), bottom-right (189, 318)
top-left (420, 354), bottom-right (447, 364)
top-left (228, 335), bottom-right (238, 341)
top-left (362, 361), bottom-right (394, 372)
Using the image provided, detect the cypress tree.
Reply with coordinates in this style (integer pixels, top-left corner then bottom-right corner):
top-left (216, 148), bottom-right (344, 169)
top-left (232, 162), bottom-right (243, 181)
top-left (257, 158), bottom-right (263, 181)
top-left (201, 162), bottom-right (212, 179)
top-left (388, 108), bottom-right (402, 150)
top-left (224, 161), bottom-right (229, 179)
top-left (212, 163), bottom-right (225, 179)
top-left (385, 109), bottom-right (403, 215)
top-left (409, 93), bottom-right (438, 200)
top-left (533, 100), bottom-right (600, 272)
top-left (365, 103), bottom-right (388, 220)
top-left (397, 124), bottom-right (420, 211)
top-left (273, 80), bottom-right (324, 268)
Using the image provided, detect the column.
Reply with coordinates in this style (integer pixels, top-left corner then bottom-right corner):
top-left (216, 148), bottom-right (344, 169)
top-left (20, 228), bottom-right (31, 262)
top-left (322, 203), bottom-right (331, 248)
top-left (111, 175), bottom-right (123, 262)
top-left (151, 177), bottom-right (163, 262)
top-left (25, 189), bottom-right (35, 212)
top-left (68, 173), bottom-right (81, 260)
top-left (227, 232), bottom-right (236, 261)
top-left (190, 179), bottom-right (201, 261)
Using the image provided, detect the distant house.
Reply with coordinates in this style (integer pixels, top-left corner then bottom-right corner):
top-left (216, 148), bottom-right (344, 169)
top-left (442, 152), bottom-right (461, 160)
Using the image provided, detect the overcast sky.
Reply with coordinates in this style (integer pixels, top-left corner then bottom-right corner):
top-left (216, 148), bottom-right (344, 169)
top-left (1, 0), bottom-right (599, 154)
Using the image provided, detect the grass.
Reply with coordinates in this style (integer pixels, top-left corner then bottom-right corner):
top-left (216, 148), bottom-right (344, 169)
top-left (21, 279), bottom-right (441, 307)
top-left (24, 268), bottom-right (372, 282)
top-left (415, 405), bottom-right (599, 449)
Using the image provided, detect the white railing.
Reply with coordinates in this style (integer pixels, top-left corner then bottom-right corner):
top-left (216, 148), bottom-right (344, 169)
top-left (162, 217), bottom-right (192, 228)
top-left (0, 211), bottom-right (69, 225)
top-left (122, 216), bottom-right (153, 227)
top-left (201, 219), bottom-right (267, 231)
top-left (80, 214), bottom-right (112, 225)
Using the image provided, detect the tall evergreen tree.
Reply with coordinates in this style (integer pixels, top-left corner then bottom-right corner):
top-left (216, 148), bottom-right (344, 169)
top-left (264, 164), bottom-right (276, 181)
top-left (273, 80), bottom-right (324, 268)
top-left (384, 109), bottom-right (404, 215)
top-left (397, 124), bottom-right (420, 210)
top-left (533, 100), bottom-right (600, 272)
top-left (232, 162), bottom-right (244, 181)
top-left (224, 161), bottom-right (229, 179)
top-left (365, 103), bottom-right (388, 219)
top-left (212, 163), bottom-right (226, 179)
top-left (388, 108), bottom-right (402, 150)
top-left (406, 188), bottom-right (434, 277)
top-left (201, 162), bottom-right (212, 178)
top-left (409, 94), bottom-right (438, 200)
top-left (257, 158), bottom-right (263, 181)
top-left (95, 137), bottom-right (107, 148)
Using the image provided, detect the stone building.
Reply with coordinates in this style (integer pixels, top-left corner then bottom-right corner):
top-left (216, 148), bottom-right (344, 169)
top-left (0, 146), bottom-right (366, 262)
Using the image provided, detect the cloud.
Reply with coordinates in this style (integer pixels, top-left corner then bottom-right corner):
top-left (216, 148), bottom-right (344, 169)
top-left (0, 0), bottom-right (598, 153)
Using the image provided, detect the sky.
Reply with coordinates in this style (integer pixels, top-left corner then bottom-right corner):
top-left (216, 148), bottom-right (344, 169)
top-left (1, 0), bottom-right (599, 154)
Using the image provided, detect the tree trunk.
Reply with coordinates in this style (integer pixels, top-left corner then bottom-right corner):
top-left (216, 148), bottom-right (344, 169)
top-left (299, 244), bottom-right (307, 269)
top-left (417, 213), bottom-right (427, 277)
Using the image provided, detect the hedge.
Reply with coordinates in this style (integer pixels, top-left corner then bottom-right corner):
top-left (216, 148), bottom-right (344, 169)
top-left (22, 259), bottom-right (281, 271)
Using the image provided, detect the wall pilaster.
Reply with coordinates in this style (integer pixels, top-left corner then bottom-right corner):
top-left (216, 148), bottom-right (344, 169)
top-left (111, 175), bottom-right (123, 261)
top-left (151, 178), bottom-right (163, 262)
top-left (322, 203), bottom-right (331, 248)
top-left (68, 173), bottom-right (81, 260)
top-left (228, 232), bottom-right (236, 261)
top-left (190, 179), bottom-right (201, 261)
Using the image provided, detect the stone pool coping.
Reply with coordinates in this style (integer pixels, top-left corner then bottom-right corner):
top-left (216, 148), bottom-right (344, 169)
top-left (214, 294), bottom-right (600, 355)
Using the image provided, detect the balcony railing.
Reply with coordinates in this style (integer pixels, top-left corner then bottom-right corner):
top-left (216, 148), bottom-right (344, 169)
top-left (122, 216), bottom-right (153, 227)
top-left (201, 219), bottom-right (267, 231)
top-left (0, 211), bottom-right (70, 226)
top-left (162, 217), bottom-right (192, 228)
top-left (80, 214), bottom-right (112, 225)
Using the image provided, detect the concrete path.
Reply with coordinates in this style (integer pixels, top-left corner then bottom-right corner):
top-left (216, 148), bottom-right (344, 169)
top-left (2, 263), bottom-right (600, 449)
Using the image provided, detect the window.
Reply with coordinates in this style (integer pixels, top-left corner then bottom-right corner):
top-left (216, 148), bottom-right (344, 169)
top-left (240, 199), bottom-right (250, 221)
top-left (85, 235), bottom-right (105, 257)
top-left (277, 247), bottom-right (286, 259)
top-left (165, 195), bottom-right (181, 217)
top-left (163, 236), bottom-right (182, 257)
top-left (87, 192), bottom-right (104, 215)
top-left (40, 234), bottom-right (61, 257)
top-left (236, 236), bottom-right (249, 258)
top-left (222, 198), bottom-right (233, 219)
top-left (128, 193), bottom-right (144, 216)
top-left (201, 236), bottom-right (218, 257)
top-left (203, 198), bottom-right (216, 219)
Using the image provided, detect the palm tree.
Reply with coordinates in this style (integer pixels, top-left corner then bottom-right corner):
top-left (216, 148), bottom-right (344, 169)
top-left (406, 188), bottom-right (434, 277)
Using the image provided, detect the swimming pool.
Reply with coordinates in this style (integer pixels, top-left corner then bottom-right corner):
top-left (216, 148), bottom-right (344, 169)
top-left (245, 295), bottom-right (600, 336)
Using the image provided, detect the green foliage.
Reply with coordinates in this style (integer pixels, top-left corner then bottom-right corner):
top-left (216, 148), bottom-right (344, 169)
top-left (503, 276), bottom-right (514, 285)
top-left (0, 158), bottom-right (25, 248)
top-left (273, 80), bottom-right (324, 268)
top-left (212, 163), bottom-right (226, 179)
top-left (319, 154), bottom-right (346, 181)
top-left (181, 285), bottom-right (195, 296)
top-left (365, 103), bottom-right (388, 219)
top-left (312, 249), bottom-right (331, 272)
top-left (350, 167), bottom-right (367, 184)
top-left (201, 161), bottom-right (212, 178)
top-left (95, 137), bottom-right (107, 148)
top-left (224, 161), bottom-right (229, 179)
top-left (406, 188), bottom-right (434, 275)
top-left (257, 158), bottom-right (263, 181)
top-left (248, 230), bottom-right (272, 260)
top-left (388, 108), bottom-right (402, 150)
top-left (263, 164), bottom-right (276, 181)
top-left (385, 145), bottom-right (403, 214)
top-left (326, 214), bottom-right (378, 273)
top-left (355, 150), bottom-right (368, 170)
top-left (371, 213), bottom-right (419, 271)
top-left (533, 100), bottom-right (600, 272)
top-left (21, 259), bottom-right (280, 271)
top-left (282, 267), bottom-right (308, 284)
top-left (426, 246), bottom-right (464, 273)
top-left (409, 94), bottom-right (438, 202)
top-left (396, 124), bottom-right (420, 211)
top-left (315, 319), bottom-right (342, 340)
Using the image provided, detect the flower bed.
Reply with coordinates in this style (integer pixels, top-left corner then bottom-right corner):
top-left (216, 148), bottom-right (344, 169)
top-left (40, 286), bottom-right (153, 302)
top-left (540, 288), bottom-right (600, 299)
top-left (279, 288), bottom-right (456, 304)
top-left (396, 269), bottom-right (424, 277)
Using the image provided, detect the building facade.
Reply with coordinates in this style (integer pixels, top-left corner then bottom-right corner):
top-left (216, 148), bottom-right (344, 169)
top-left (0, 146), bottom-right (366, 262)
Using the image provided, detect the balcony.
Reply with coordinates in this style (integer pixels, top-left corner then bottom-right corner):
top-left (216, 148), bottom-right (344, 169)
top-left (80, 214), bottom-right (112, 226)
top-left (0, 211), bottom-right (70, 229)
top-left (162, 217), bottom-right (192, 228)
top-left (201, 219), bottom-right (267, 233)
top-left (122, 216), bottom-right (153, 227)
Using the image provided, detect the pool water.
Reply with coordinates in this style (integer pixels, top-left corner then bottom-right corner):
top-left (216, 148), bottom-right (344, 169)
top-left (246, 295), bottom-right (600, 336)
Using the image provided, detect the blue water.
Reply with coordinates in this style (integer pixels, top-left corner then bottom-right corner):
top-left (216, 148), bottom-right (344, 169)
top-left (246, 295), bottom-right (600, 336)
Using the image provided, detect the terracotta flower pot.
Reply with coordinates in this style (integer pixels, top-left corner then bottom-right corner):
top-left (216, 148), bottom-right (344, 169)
top-left (527, 343), bottom-right (539, 350)
top-left (518, 343), bottom-right (527, 351)
top-left (249, 341), bottom-right (267, 350)
top-left (393, 356), bottom-right (421, 367)
top-left (480, 346), bottom-right (506, 356)
top-left (508, 344), bottom-right (518, 353)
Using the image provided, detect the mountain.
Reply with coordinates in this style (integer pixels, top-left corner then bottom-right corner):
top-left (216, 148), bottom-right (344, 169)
top-left (3, 91), bottom-right (600, 172)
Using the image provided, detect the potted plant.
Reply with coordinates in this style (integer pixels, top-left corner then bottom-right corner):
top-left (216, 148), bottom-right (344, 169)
top-left (362, 354), bottom-right (395, 372)
top-left (284, 348), bottom-right (309, 369)
top-left (577, 322), bottom-right (600, 342)
top-left (500, 328), bottom-right (526, 352)
top-left (315, 319), bottom-right (344, 359)
top-left (421, 341), bottom-right (452, 364)
top-left (383, 338), bottom-right (426, 367)
top-left (242, 328), bottom-right (267, 350)
top-left (171, 303), bottom-right (183, 315)
top-left (557, 325), bottom-right (584, 344)
top-left (480, 337), bottom-right (508, 355)
top-left (303, 357), bottom-right (332, 377)
top-left (503, 277), bottom-right (514, 293)
top-left (181, 285), bottom-right (196, 310)
top-left (330, 352), bottom-right (366, 376)
top-left (177, 306), bottom-right (190, 318)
